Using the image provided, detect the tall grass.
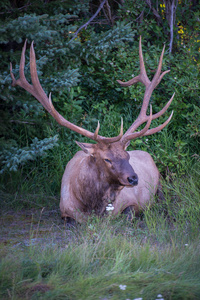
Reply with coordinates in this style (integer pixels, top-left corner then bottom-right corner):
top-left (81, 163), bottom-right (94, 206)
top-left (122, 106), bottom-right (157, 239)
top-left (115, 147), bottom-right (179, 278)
top-left (0, 223), bottom-right (200, 299)
top-left (0, 163), bottom-right (200, 299)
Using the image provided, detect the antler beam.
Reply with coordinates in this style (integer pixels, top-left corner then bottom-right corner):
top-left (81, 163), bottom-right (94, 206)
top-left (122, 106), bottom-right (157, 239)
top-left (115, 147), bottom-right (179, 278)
top-left (10, 40), bottom-right (123, 144)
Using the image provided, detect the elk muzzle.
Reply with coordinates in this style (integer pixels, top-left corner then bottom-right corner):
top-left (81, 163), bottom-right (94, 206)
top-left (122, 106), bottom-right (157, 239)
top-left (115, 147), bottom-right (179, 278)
top-left (127, 173), bottom-right (138, 186)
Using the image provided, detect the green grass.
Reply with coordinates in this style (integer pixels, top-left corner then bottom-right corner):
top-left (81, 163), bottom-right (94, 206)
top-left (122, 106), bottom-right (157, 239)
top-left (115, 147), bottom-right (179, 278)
top-left (0, 164), bottom-right (200, 300)
top-left (0, 222), bottom-right (200, 299)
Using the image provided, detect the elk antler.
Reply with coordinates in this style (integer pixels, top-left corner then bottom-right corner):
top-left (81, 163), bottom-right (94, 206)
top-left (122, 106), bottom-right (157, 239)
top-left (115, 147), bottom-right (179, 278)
top-left (10, 40), bottom-right (123, 144)
top-left (117, 36), bottom-right (174, 144)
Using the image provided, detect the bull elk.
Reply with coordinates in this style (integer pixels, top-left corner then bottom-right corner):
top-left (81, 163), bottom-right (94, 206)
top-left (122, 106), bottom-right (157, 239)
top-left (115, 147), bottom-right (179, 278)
top-left (10, 37), bottom-right (174, 223)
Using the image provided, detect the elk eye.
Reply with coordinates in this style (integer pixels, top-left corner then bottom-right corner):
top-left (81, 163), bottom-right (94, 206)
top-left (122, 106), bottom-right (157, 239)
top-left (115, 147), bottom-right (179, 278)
top-left (104, 158), bottom-right (112, 164)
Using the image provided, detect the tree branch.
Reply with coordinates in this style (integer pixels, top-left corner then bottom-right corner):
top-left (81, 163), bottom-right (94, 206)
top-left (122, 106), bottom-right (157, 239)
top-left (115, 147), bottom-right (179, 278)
top-left (145, 0), bottom-right (162, 24)
top-left (69, 0), bottom-right (108, 42)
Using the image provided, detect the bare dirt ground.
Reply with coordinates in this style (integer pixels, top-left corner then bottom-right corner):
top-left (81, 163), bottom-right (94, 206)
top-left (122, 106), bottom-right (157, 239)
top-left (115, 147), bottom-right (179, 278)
top-left (0, 208), bottom-right (77, 250)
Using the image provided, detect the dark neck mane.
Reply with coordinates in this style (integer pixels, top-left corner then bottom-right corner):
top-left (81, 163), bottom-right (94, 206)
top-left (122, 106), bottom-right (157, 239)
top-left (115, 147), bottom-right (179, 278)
top-left (74, 157), bottom-right (121, 215)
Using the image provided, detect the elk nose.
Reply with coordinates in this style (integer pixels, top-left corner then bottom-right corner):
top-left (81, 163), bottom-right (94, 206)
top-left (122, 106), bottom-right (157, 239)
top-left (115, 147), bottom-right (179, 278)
top-left (127, 174), bottom-right (138, 186)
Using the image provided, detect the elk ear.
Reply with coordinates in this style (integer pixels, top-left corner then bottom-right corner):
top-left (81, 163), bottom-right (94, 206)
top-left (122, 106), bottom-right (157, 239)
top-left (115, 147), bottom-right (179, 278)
top-left (75, 141), bottom-right (95, 155)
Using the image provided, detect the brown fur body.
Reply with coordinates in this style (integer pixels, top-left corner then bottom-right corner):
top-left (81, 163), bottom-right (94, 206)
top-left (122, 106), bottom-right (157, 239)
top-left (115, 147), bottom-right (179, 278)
top-left (60, 146), bottom-right (159, 223)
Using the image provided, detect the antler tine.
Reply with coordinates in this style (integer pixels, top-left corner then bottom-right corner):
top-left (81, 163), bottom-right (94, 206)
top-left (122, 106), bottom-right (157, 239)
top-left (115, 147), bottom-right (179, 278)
top-left (151, 44), bottom-right (165, 86)
top-left (10, 40), bottom-right (32, 94)
top-left (98, 118), bottom-right (123, 144)
top-left (94, 121), bottom-right (100, 140)
top-left (117, 36), bottom-right (174, 144)
top-left (121, 105), bottom-right (152, 144)
top-left (144, 110), bottom-right (174, 136)
top-left (19, 40), bottom-right (28, 82)
top-left (151, 92), bottom-right (175, 120)
top-left (29, 41), bottom-right (50, 112)
top-left (151, 44), bottom-right (171, 92)
top-left (116, 36), bottom-right (150, 88)
top-left (138, 35), bottom-right (151, 87)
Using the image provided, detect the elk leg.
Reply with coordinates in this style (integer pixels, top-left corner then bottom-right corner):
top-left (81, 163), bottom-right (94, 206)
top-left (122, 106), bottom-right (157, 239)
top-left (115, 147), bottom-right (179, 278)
top-left (156, 181), bottom-right (165, 202)
top-left (63, 216), bottom-right (77, 227)
top-left (61, 209), bottom-right (88, 224)
top-left (122, 205), bottom-right (140, 220)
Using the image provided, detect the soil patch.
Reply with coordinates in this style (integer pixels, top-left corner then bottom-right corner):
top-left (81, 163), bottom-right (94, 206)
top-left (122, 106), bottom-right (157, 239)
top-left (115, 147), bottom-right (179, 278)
top-left (0, 208), bottom-right (77, 249)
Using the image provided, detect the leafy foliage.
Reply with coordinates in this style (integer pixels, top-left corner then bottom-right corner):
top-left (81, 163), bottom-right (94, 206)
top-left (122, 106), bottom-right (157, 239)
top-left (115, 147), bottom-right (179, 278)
top-left (0, 0), bottom-right (199, 192)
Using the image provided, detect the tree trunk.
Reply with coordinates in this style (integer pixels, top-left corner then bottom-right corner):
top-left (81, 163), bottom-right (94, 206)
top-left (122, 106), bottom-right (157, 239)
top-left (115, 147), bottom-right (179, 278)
top-left (164, 0), bottom-right (178, 53)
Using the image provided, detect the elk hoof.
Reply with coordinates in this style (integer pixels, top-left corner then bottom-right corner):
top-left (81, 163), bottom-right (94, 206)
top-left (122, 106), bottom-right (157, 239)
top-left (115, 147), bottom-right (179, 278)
top-left (122, 206), bottom-right (135, 221)
top-left (63, 216), bottom-right (77, 228)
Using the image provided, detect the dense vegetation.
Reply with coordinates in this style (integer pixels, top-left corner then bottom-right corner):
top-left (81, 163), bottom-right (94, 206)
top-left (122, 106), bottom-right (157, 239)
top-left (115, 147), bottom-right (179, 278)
top-left (0, 1), bottom-right (199, 299)
top-left (0, 166), bottom-right (200, 299)
top-left (1, 0), bottom-right (199, 188)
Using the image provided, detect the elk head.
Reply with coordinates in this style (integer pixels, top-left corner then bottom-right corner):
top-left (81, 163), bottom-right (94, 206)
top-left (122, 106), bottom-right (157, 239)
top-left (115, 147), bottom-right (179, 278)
top-left (76, 140), bottom-right (138, 187)
top-left (10, 37), bottom-right (174, 191)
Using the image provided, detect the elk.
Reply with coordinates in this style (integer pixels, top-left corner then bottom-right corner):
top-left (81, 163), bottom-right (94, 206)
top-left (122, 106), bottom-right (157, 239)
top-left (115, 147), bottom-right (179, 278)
top-left (10, 37), bottom-right (174, 223)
